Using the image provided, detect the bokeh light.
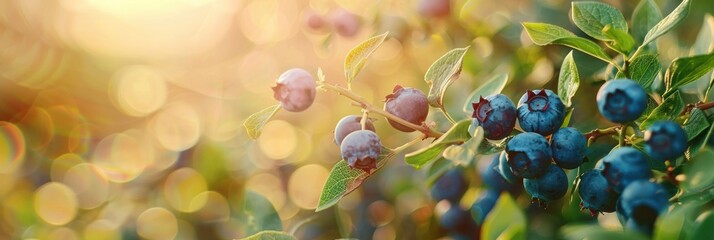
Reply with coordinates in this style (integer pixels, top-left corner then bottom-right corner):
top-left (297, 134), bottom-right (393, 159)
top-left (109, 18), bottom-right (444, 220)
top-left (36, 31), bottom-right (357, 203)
top-left (136, 207), bottom-right (179, 240)
top-left (34, 182), bottom-right (78, 226)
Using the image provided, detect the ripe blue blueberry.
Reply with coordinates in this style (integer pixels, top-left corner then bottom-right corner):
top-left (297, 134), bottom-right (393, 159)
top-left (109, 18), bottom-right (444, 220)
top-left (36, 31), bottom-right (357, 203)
top-left (439, 204), bottom-right (476, 233)
top-left (479, 154), bottom-right (520, 194)
top-left (470, 190), bottom-right (498, 225)
top-left (595, 147), bottom-right (652, 193)
top-left (644, 120), bottom-right (688, 161)
top-left (340, 130), bottom-right (381, 172)
top-left (620, 180), bottom-right (668, 236)
top-left (431, 168), bottom-right (468, 202)
top-left (496, 151), bottom-right (521, 184)
top-left (551, 127), bottom-right (587, 169)
top-left (506, 132), bottom-right (552, 179)
top-left (577, 170), bottom-right (617, 216)
top-left (272, 68), bottom-right (317, 112)
top-left (524, 164), bottom-right (568, 207)
top-left (516, 89), bottom-right (566, 136)
top-left (472, 94), bottom-right (517, 140)
top-left (596, 79), bottom-right (647, 123)
top-left (333, 115), bottom-right (376, 146)
top-left (384, 85), bottom-right (429, 132)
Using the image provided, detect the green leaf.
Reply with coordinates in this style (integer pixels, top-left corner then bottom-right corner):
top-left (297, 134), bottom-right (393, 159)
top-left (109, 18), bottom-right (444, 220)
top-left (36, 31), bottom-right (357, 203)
top-left (628, 53), bottom-right (660, 90)
top-left (683, 149), bottom-right (714, 191)
top-left (664, 52), bottom-right (714, 96)
top-left (481, 194), bottom-right (526, 240)
top-left (442, 126), bottom-right (484, 165)
top-left (478, 136), bottom-right (510, 156)
top-left (685, 15), bottom-right (714, 100)
top-left (344, 32), bottom-right (389, 86)
top-left (692, 210), bottom-right (714, 240)
top-left (571, 1), bottom-right (628, 41)
top-left (603, 25), bottom-right (636, 54)
top-left (653, 204), bottom-right (689, 240)
top-left (237, 191), bottom-right (283, 236)
top-left (405, 120), bottom-right (472, 168)
top-left (240, 231), bottom-right (296, 240)
top-left (557, 51), bottom-right (580, 107)
top-left (316, 147), bottom-right (398, 212)
top-left (462, 73), bottom-right (509, 113)
top-left (425, 47), bottom-right (470, 108)
top-left (641, 0), bottom-right (691, 47)
top-left (426, 157), bottom-right (455, 186)
top-left (631, 0), bottom-right (663, 43)
top-left (683, 108), bottom-right (710, 141)
top-left (243, 104), bottom-right (281, 139)
top-left (561, 225), bottom-right (648, 240)
top-left (561, 108), bottom-right (575, 128)
top-left (640, 91), bottom-right (684, 129)
top-left (522, 22), bottom-right (614, 64)
top-left (687, 118), bottom-right (714, 159)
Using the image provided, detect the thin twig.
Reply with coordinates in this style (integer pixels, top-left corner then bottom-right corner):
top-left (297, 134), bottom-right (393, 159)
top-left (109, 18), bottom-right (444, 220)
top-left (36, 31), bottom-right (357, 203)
top-left (584, 126), bottom-right (621, 146)
top-left (319, 83), bottom-right (444, 138)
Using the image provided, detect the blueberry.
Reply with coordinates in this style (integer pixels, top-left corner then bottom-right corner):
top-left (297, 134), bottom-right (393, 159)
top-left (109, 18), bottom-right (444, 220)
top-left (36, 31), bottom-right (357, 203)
top-left (431, 168), bottom-right (468, 202)
top-left (505, 132), bottom-right (552, 179)
top-left (578, 170), bottom-right (617, 216)
top-left (340, 130), bottom-right (381, 172)
top-left (470, 190), bottom-right (499, 225)
top-left (620, 180), bottom-right (669, 236)
top-left (551, 127), bottom-right (587, 169)
top-left (330, 8), bottom-right (361, 37)
top-left (334, 115), bottom-right (376, 146)
top-left (472, 94), bottom-right (517, 140)
top-left (303, 10), bottom-right (326, 32)
top-left (596, 79), bottom-right (647, 123)
top-left (516, 89), bottom-right (566, 136)
top-left (524, 164), bottom-right (568, 207)
top-left (625, 218), bottom-right (654, 236)
top-left (595, 147), bottom-right (652, 193)
top-left (495, 151), bottom-right (520, 184)
top-left (272, 68), bottom-right (317, 112)
top-left (644, 120), bottom-right (688, 161)
top-left (384, 85), bottom-right (429, 132)
top-left (417, 0), bottom-right (451, 18)
top-left (439, 204), bottom-right (474, 232)
top-left (479, 154), bottom-right (520, 194)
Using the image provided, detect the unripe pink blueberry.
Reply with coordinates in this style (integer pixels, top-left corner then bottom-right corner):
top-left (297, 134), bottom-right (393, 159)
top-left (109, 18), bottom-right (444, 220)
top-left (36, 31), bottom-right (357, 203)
top-left (417, 0), bottom-right (451, 19)
top-left (303, 10), bottom-right (327, 32)
top-left (330, 8), bottom-right (361, 37)
top-left (383, 85), bottom-right (429, 132)
top-left (340, 130), bottom-right (382, 172)
top-left (272, 68), bottom-right (317, 112)
top-left (334, 115), bottom-right (376, 146)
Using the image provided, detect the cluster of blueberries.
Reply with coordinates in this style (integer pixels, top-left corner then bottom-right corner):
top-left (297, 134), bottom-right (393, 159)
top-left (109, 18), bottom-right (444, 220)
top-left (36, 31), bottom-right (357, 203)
top-left (272, 67), bottom-right (688, 236)
top-left (428, 78), bottom-right (689, 236)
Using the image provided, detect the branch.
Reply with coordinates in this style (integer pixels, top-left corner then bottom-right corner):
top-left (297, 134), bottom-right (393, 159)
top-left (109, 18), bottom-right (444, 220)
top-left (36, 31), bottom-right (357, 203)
top-left (680, 101), bottom-right (714, 116)
top-left (584, 126), bottom-right (621, 146)
top-left (318, 83), bottom-right (444, 139)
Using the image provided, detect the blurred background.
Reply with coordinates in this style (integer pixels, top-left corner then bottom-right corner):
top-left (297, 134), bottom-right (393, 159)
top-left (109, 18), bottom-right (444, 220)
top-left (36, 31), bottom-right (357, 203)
top-left (0, 0), bottom-right (712, 239)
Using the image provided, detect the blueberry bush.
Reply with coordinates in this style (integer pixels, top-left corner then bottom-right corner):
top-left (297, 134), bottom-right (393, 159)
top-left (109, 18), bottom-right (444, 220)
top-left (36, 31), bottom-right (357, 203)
top-left (244, 0), bottom-right (714, 239)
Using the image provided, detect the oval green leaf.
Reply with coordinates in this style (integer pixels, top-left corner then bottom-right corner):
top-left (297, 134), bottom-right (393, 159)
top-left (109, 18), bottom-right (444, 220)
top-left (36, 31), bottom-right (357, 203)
top-left (571, 1), bottom-right (628, 41)
top-left (425, 47), bottom-right (471, 108)
top-left (344, 32), bottom-right (389, 86)
top-left (406, 119), bottom-right (472, 168)
top-left (640, 91), bottom-right (684, 129)
top-left (442, 126), bottom-right (484, 166)
top-left (664, 52), bottom-right (714, 96)
top-left (632, 0), bottom-right (663, 43)
top-left (316, 146), bottom-right (398, 212)
top-left (237, 191), bottom-right (283, 236)
top-left (629, 53), bottom-right (660, 91)
top-left (244, 104), bottom-right (281, 139)
top-left (683, 108), bottom-right (710, 141)
top-left (641, 0), bottom-right (691, 47)
top-left (558, 51), bottom-right (580, 107)
top-left (481, 193), bottom-right (526, 240)
top-left (522, 22), bottom-right (614, 64)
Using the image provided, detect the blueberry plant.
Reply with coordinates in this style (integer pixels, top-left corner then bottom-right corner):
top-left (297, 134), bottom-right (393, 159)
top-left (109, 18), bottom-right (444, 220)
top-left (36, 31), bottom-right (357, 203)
top-left (243, 0), bottom-right (714, 239)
